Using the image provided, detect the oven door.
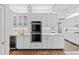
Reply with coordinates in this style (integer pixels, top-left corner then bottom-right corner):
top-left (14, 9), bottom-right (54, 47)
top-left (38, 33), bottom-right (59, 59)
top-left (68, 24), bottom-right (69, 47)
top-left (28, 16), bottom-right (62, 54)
top-left (31, 33), bottom-right (41, 42)
top-left (32, 24), bottom-right (41, 33)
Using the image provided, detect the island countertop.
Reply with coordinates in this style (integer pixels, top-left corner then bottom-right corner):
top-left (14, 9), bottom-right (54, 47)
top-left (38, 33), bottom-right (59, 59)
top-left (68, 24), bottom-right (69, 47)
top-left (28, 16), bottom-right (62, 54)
top-left (10, 33), bottom-right (63, 36)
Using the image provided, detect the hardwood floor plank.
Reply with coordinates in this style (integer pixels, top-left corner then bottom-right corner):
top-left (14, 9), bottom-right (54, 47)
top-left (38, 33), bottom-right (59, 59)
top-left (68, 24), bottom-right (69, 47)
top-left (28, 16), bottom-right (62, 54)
top-left (10, 49), bottom-right (64, 55)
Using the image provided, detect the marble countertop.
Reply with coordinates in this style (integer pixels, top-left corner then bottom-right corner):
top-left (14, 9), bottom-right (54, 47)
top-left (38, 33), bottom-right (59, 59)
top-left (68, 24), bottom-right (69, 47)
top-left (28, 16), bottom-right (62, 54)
top-left (42, 33), bottom-right (63, 35)
top-left (11, 33), bottom-right (63, 36)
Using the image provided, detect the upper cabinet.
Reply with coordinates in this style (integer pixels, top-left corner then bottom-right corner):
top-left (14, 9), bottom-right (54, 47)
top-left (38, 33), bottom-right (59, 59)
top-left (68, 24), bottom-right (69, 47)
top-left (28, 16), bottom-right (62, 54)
top-left (18, 16), bottom-right (22, 27)
top-left (28, 14), bottom-right (42, 21)
top-left (12, 15), bottom-right (28, 27)
top-left (13, 16), bottom-right (17, 26)
top-left (28, 13), bottom-right (57, 27)
top-left (23, 16), bottom-right (27, 26)
top-left (47, 13), bottom-right (57, 27)
top-left (12, 13), bottom-right (57, 34)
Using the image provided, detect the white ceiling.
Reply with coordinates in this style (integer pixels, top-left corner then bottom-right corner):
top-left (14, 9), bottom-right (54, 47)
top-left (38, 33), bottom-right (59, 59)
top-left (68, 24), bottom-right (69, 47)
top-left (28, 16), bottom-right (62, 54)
top-left (9, 4), bottom-right (28, 13)
top-left (8, 4), bottom-right (79, 18)
top-left (31, 4), bottom-right (53, 9)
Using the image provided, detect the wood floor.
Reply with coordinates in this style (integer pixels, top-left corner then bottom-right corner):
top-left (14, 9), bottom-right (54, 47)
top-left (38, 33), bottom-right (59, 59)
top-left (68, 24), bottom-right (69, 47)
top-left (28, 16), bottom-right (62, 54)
top-left (10, 49), bottom-right (64, 55)
top-left (10, 39), bottom-right (79, 55)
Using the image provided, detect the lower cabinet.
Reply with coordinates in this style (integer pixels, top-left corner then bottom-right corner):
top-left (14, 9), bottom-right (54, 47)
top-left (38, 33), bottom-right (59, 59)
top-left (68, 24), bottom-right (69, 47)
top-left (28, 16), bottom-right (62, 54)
top-left (52, 35), bottom-right (64, 49)
top-left (42, 35), bottom-right (64, 49)
top-left (23, 35), bottom-right (30, 49)
top-left (16, 35), bottom-right (64, 49)
top-left (47, 36), bottom-right (53, 48)
top-left (30, 43), bottom-right (42, 49)
top-left (42, 36), bottom-right (48, 48)
top-left (16, 36), bottom-right (24, 49)
top-left (45, 35), bottom-right (64, 49)
top-left (16, 35), bottom-right (30, 49)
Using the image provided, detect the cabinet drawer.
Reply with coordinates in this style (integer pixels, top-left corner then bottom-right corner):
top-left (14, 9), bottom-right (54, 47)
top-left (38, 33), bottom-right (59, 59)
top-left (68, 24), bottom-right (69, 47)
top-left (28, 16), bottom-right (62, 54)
top-left (30, 43), bottom-right (42, 49)
top-left (24, 44), bottom-right (30, 49)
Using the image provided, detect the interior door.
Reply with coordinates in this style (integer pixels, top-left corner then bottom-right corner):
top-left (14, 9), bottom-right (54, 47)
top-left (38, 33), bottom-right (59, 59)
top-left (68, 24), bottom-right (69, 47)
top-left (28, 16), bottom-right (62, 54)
top-left (0, 5), bottom-right (5, 55)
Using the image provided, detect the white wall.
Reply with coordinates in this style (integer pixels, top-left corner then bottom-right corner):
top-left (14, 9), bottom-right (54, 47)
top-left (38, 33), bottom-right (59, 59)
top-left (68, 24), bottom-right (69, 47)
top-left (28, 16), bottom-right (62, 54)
top-left (4, 5), bottom-right (15, 54)
top-left (0, 5), bottom-right (5, 55)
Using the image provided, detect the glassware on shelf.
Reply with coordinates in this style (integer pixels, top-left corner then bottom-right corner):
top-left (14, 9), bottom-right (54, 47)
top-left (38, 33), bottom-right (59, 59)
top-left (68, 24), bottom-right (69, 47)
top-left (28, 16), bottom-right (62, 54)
top-left (13, 16), bottom-right (17, 26)
top-left (23, 16), bottom-right (27, 27)
top-left (18, 16), bottom-right (22, 27)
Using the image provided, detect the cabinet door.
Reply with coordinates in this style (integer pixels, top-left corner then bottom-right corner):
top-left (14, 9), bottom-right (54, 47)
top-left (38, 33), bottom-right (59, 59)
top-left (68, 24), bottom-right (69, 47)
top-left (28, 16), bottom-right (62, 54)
top-left (24, 35), bottom-right (30, 49)
top-left (30, 42), bottom-right (42, 49)
top-left (53, 35), bottom-right (64, 49)
top-left (29, 14), bottom-right (42, 21)
top-left (42, 36), bottom-right (47, 48)
top-left (47, 13), bottom-right (57, 27)
top-left (16, 36), bottom-right (24, 49)
top-left (47, 36), bottom-right (53, 48)
top-left (41, 15), bottom-right (48, 26)
top-left (17, 16), bottom-right (23, 27)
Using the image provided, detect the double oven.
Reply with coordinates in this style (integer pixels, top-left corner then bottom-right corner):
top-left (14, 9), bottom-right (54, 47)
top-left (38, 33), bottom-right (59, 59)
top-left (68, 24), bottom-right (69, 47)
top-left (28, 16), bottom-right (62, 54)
top-left (31, 21), bottom-right (42, 42)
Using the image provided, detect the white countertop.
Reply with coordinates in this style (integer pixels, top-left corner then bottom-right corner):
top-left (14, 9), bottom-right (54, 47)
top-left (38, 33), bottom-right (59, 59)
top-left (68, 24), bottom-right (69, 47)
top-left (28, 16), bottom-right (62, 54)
top-left (42, 33), bottom-right (63, 35)
top-left (10, 33), bottom-right (63, 36)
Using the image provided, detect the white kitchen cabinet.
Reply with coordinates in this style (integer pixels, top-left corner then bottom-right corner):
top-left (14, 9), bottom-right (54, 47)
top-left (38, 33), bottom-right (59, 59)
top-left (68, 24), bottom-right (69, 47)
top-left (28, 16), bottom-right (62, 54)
top-left (16, 35), bottom-right (30, 49)
top-left (42, 35), bottom-right (48, 48)
top-left (28, 14), bottom-right (42, 21)
top-left (23, 35), bottom-right (30, 49)
top-left (30, 43), bottom-right (42, 49)
top-left (16, 36), bottom-right (24, 49)
top-left (23, 16), bottom-right (27, 27)
top-left (41, 15), bottom-right (48, 26)
top-left (42, 27), bottom-right (51, 33)
top-left (52, 35), bottom-right (64, 49)
top-left (12, 16), bottom-right (17, 26)
top-left (17, 16), bottom-right (23, 27)
top-left (46, 35), bottom-right (64, 49)
top-left (47, 35), bottom-right (53, 48)
top-left (47, 13), bottom-right (57, 27)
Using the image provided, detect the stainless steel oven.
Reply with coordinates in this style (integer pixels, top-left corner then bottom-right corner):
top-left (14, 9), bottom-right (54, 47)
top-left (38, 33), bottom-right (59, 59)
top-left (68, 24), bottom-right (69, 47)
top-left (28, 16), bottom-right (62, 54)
top-left (32, 21), bottom-right (41, 33)
top-left (31, 21), bottom-right (42, 42)
top-left (32, 33), bottom-right (41, 42)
